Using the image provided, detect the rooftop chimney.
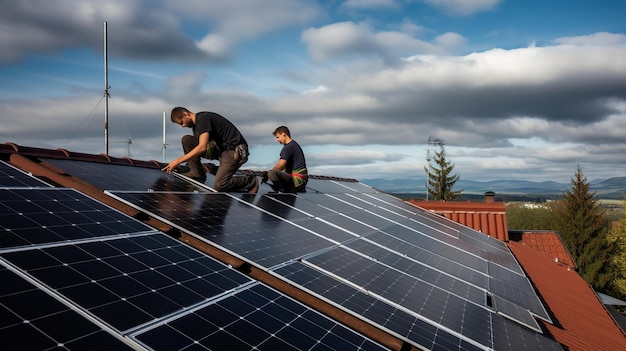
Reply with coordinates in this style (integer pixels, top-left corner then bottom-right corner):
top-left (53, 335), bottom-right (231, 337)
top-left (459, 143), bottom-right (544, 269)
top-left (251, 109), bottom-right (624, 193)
top-left (484, 191), bottom-right (495, 203)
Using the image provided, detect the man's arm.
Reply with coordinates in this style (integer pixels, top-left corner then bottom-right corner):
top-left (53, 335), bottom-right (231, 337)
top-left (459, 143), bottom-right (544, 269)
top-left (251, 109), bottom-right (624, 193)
top-left (162, 132), bottom-right (210, 173)
top-left (272, 158), bottom-right (287, 171)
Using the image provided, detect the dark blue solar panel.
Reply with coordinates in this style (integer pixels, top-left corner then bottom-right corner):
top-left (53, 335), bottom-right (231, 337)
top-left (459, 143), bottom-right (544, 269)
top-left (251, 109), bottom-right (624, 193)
top-left (372, 223), bottom-right (489, 273)
top-left (42, 158), bottom-right (210, 192)
top-left (0, 160), bottom-right (51, 187)
top-left (133, 283), bottom-right (390, 351)
top-left (489, 262), bottom-right (551, 321)
top-left (1, 233), bottom-right (252, 332)
top-left (0, 265), bottom-right (135, 350)
top-left (305, 178), bottom-right (363, 193)
top-left (268, 193), bottom-right (337, 217)
top-left (0, 188), bottom-right (153, 249)
top-left (345, 238), bottom-right (486, 305)
top-left (364, 230), bottom-right (490, 288)
top-left (274, 262), bottom-right (484, 351)
top-left (492, 316), bottom-right (563, 351)
top-left (108, 191), bottom-right (337, 269)
top-left (302, 246), bottom-right (495, 347)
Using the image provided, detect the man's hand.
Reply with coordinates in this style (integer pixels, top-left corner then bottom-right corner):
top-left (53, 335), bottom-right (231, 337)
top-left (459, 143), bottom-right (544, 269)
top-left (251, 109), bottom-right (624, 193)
top-left (161, 159), bottom-right (182, 174)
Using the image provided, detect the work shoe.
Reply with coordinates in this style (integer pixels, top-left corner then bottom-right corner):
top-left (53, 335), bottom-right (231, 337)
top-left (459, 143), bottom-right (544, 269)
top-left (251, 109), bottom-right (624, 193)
top-left (249, 177), bottom-right (259, 194)
top-left (182, 172), bottom-right (206, 182)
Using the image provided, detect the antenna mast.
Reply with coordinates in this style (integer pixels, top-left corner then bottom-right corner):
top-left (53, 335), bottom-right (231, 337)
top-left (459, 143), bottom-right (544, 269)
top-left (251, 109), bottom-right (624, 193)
top-left (162, 111), bottom-right (168, 162)
top-left (104, 22), bottom-right (110, 155)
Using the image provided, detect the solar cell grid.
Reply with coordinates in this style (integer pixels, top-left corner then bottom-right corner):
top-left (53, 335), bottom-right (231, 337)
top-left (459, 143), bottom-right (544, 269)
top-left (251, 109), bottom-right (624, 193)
top-left (488, 270), bottom-right (550, 321)
top-left (492, 316), bottom-right (563, 351)
top-left (0, 188), bottom-right (153, 250)
top-left (376, 223), bottom-right (489, 273)
top-left (364, 230), bottom-right (490, 288)
top-left (273, 262), bottom-right (484, 351)
top-left (305, 178), bottom-right (361, 193)
top-left (345, 239), bottom-right (487, 305)
top-left (108, 191), bottom-right (338, 269)
top-left (1, 233), bottom-right (253, 332)
top-left (42, 158), bottom-right (210, 192)
top-left (302, 246), bottom-right (495, 347)
top-left (0, 160), bottom-right (51, 187)
top-left (298, 193), bottom-right (364, 213)
top-left (133, 283), bottom-right (391, 351)
top-left (0, 265), bottom-right (135, 350)
top-left (268, 193), bottom-right (337, 217)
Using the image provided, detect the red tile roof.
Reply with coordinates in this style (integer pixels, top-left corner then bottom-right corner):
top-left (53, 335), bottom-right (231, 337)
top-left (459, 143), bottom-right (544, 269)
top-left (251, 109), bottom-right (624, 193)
top-left (508, 241), bottom-right (626, 350)
top-left (409, 199), bottom-right (509, 241)
top-left (509, 230), bottom-right (577, 269)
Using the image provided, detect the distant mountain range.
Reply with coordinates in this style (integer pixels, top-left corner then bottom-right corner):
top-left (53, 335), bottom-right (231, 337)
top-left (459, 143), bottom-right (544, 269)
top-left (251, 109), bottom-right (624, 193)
top-left (361, 176), bottom-right (626, 200)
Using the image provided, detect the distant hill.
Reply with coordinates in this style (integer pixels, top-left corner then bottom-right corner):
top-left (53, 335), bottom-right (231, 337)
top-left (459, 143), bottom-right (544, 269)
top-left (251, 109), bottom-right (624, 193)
top-left (361, 176), bottom-right (626, 200)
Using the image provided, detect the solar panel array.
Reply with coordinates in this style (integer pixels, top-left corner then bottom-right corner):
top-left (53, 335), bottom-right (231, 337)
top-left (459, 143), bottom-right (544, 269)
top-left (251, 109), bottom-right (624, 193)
top-left (93, 161), bottom-right (560, 350)
top-left (0, 160), bottom-right (390, 350)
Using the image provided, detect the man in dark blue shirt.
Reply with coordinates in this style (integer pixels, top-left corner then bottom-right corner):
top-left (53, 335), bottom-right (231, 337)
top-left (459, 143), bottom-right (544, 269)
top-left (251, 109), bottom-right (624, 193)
top-left (162, 107), bottom-right (258, 193)
top-left (266, 126), bottom-right (308, 193)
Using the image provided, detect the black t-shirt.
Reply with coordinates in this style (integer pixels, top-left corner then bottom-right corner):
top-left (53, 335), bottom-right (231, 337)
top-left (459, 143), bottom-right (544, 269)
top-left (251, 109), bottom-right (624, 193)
top-left (194, 112), bottom-right (248, 150)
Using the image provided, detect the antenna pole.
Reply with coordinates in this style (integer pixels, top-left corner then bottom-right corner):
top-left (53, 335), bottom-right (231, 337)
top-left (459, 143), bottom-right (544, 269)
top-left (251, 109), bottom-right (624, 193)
top-left (162, 111), bottom-right (167, 162)
top-left (104, 21), bottom-right (109, 155)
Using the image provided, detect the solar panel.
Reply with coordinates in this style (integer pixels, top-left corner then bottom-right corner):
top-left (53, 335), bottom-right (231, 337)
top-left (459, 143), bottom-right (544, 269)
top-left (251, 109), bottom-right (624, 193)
top-left (344, 238), bottom-right (487, 304)
top-left (42, 158), bottom-right (210, 192)
top-left (107, 191), bottom-right (338, 269)
top-left (265, 193), bottom-right (338, 217)
top-left (1, 232), bottom-right (253, 333)
top-left (305, 178), bottom-right (364, 193)
top-left (132, 283), bottom-right (391, 351)
top-left (275, 260), bottom-right (563, 351)
top-left (363, 230), bottom-right (490, 288)
top-left (488, 262), bottom-right (551, 321)
top-left (274, 261), bottom-right (485, 351)
top-left (0, 265), bottom-right (135, 350)
top-left (0, 160), bottom-right (52, 187)
top-left (301, 245), bottom-right (495, 347)
top-left (0, 188), bottom-right (154, 249)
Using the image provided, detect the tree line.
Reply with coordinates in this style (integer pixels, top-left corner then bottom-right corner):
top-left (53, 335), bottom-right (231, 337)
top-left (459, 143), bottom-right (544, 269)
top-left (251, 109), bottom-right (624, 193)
top-left (507, 166), bottom-right (626, 310)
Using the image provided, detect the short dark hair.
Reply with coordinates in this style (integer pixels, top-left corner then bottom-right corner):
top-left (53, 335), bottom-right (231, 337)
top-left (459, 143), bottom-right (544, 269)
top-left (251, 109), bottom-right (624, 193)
top-left (171, 107), bottom-right (190, 122)
top-left (273, 126), bottom-right (290, 137)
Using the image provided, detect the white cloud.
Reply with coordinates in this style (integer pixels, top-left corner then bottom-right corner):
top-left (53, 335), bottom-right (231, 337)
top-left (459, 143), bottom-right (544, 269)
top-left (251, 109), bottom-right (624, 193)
top-left (301, 21), bottom-right (465, 61)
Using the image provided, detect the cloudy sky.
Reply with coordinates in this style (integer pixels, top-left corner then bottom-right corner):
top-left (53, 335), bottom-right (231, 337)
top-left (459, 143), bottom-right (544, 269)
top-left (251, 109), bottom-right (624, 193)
top-left (1, 0), bottom-right (625, 184)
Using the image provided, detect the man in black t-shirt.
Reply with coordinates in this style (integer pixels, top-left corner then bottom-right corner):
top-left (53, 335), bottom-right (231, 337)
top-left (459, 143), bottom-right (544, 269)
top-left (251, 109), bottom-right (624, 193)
top-left (162, 107), bottom-right (258, 193)
top-left (266, 126), bottom-right (308, 193)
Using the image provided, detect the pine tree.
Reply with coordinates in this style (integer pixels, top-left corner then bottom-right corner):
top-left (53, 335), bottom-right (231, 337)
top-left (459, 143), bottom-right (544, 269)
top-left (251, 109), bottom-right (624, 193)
top-left (606, 195), bottom-right (626, 307)
top-left (554, 165), bottom-right (614, 290)
top-left (424, 143), bottom-right (463, 201)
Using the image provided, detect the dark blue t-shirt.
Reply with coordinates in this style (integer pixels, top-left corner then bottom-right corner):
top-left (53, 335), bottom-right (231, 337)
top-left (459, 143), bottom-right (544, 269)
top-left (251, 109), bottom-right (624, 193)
top-left (280, 140), bottom-right (307, 174)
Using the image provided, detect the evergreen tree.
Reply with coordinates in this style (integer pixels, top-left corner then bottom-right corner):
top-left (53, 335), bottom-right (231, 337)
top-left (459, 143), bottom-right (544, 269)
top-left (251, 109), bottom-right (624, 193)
top-left (554, 165), bottom-right (614, 290)
top-left (424, 143), bottom-right (463, 200)
top-left (606, 195), bottom-right (626, 308)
